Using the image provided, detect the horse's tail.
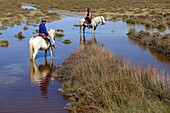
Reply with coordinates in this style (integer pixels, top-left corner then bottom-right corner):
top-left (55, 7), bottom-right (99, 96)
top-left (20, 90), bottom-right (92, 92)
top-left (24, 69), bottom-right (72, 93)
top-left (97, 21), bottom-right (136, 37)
top-left (29, 37), bottom-right (34, 60)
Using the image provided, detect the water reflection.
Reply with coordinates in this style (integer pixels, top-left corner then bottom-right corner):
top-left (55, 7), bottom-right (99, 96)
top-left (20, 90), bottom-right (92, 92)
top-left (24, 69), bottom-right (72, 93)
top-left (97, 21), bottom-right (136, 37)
top-left (128, 24), bottom-right (170, 34)
top-left (30, 58), bottom-right (56, 98)
top-left (80, 33), bottom-right (97, 47)
top-left (149, 49), bottom-right (170, 63)
top-left (128, 38), bottom-right (170, 73)
top-left (129, 37), bottom-right (170, 63)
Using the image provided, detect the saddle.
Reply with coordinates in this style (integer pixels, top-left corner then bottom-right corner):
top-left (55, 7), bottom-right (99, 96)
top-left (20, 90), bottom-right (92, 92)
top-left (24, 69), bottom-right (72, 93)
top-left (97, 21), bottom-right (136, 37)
top-left (39, 34), bottom-right (50, 42)
top-left (84, 18), bottom-right (92, 28)
top-left (85, 17), bottom-right (91, 24)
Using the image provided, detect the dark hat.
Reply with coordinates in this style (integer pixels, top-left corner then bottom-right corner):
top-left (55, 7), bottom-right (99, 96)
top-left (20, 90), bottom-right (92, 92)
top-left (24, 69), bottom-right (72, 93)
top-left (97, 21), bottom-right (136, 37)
top-left (41, 18), bottom-right (46, 22)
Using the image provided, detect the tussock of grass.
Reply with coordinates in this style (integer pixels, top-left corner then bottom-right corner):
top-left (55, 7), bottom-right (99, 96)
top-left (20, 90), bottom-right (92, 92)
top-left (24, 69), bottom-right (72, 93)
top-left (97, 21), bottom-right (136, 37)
top-left (23, 26), bottom-right (28, 30)
top-left (57, 45), bottom-right (170, 113)
top-left (56, 29), bottom-right (64, 33)
top-left (55, 33), bottom-right (64, 38)
top-left (62, 39), bottom-right (72, 45)
top-left (73, 24), bottom-right (81, 27)
top-left (15, 32), bottom-right (26, 40)
top-left (0, 40), bottom-right (9, 47)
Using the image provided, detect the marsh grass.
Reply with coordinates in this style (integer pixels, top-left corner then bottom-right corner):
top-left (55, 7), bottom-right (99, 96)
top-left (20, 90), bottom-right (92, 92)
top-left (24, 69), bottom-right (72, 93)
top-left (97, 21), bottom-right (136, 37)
top-left (56, 29), bottom-right (64, 33)
top-left (15, 32), bottom-right (26, 40)
top-left (73, 24), bottom-right (81, 27)
top-left (62, 39), bottom-right (72, 45)
top-left (1, 0), bottom-right (170, 31)
top-left (127, 28), bottom-right (170, 56)
top-left (0, 0), bottom-right (60, 27)
top-left (0, 40), bottom-right (9, 47)
top-left (55, 33), bottom-right (64, 38)
top-left (57, 45), bottom-right (170, 113)
top-left (23, 26), bottom-right (28, 30)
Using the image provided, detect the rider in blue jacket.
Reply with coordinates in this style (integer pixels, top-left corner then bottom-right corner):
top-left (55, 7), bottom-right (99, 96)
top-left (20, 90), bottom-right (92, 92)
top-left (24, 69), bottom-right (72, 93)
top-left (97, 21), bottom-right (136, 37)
top-left (39, 19), bottom-right (48, 36)
top-left (39, 18), bottom-right (56, 49)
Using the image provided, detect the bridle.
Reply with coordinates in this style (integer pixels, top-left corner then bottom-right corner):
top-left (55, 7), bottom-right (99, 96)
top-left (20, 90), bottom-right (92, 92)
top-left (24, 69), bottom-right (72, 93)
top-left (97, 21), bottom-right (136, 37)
top-left (100, 17), bottom-right (105, 25)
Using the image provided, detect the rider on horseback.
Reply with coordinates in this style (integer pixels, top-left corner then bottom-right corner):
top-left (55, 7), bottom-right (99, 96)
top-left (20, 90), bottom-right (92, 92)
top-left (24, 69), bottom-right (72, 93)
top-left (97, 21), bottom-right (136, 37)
top-left (85, 8), bottom-right (92, 28)
top-left (39, 18), bottom-right (56, 49)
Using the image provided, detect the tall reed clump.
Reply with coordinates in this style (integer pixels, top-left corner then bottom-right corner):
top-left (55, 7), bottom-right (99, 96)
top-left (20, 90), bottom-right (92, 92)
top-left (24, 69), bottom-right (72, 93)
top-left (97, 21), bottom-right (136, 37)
top-left (57, 44), bottom-right (170, 113)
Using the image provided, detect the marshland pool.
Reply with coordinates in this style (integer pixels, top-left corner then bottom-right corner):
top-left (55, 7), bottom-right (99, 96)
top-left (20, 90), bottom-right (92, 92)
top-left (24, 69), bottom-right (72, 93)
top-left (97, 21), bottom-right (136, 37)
top-left (0, 12), bottom-right (170, 113)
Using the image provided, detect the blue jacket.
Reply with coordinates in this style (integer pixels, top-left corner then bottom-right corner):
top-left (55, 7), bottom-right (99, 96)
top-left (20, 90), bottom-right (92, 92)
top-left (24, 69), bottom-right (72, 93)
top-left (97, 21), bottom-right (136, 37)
top-left (39, 23), bottom-right (48, 36)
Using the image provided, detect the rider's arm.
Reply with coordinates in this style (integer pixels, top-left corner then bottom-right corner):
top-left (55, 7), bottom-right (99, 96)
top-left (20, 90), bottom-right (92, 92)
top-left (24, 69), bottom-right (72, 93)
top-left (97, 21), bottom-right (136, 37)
top-left (88, 12), bottom-right (92, 19)
top-left (85, 12), bottom-right (88, 17)
top-left (43, 25), bottom-right (48, 36)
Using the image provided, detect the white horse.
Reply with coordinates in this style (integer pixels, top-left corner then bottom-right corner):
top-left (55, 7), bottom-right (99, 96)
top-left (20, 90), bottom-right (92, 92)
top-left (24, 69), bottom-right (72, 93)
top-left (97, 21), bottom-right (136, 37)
top-left (29, 29), bottom-right (56, 61)
top-left (80, 16), bottom-right (105, 33)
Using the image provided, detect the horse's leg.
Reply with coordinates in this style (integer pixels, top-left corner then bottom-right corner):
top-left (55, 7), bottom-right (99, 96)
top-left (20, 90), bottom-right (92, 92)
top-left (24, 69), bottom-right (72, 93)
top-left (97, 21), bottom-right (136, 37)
top-left (50, 48), bottom-right (53, 59)
top-left (45, 50), bottom-right (47, 58)
top-left (92, 26), bottom-right (97, 34)
top-left (80, 25), bottom-right (82, 32)
top-left (33, 49), bottom-right (38, 61)
top-left (29, 39), bottom-right (33, 60)
top-left (49, 57), bottom-right (54, 71)
top-left (83, 26), bottom-right (86, 33)
top-left (30, 60), bottom-right (34, 81)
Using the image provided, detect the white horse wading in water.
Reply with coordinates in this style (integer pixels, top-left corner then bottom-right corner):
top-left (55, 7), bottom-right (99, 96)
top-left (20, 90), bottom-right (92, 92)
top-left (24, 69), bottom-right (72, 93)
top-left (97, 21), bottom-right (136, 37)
top-left (80, 16), bottom-right (105, 33)
top-left (29, 29), bottom-right (56, 61)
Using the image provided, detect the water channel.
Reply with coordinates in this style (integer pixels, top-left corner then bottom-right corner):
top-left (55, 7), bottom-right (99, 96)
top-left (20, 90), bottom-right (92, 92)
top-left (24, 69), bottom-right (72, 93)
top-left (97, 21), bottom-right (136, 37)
top-left (0, 11), bottom-right (170, 113)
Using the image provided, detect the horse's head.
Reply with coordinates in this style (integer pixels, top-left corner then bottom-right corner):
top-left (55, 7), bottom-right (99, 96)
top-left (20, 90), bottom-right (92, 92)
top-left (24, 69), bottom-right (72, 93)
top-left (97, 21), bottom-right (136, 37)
top-left (48, 28), bottom-right (56, 38)
top-left (100, 16), bottom-right (105, 25)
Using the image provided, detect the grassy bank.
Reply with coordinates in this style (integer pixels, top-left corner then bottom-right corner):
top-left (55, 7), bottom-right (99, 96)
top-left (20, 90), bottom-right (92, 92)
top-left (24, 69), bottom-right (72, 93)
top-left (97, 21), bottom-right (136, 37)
top-left (127, 28), bottom-right (170, 56)
top-left (1, 0), bottom-right (170, 29)
top-left (56, 44), bottom-right (170, 113)
top-left (18, 0), bottom-right (170, 31)
top-left (0, 0), bottom-right (61, 29)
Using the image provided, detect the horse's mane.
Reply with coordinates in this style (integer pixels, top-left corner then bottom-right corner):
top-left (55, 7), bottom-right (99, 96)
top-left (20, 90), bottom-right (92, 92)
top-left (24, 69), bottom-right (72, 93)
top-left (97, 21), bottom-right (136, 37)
top-left (48, 29), bottom-right (55, 38)
top-left (93, 16), bottom-right (104, 19)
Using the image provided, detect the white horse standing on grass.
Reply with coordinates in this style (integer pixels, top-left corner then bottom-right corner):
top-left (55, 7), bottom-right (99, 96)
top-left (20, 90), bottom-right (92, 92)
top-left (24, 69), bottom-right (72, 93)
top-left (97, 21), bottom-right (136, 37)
top-left (29, 29), bottom-right (56, 61)
top-left (80, 16), bottom-right (105, 33)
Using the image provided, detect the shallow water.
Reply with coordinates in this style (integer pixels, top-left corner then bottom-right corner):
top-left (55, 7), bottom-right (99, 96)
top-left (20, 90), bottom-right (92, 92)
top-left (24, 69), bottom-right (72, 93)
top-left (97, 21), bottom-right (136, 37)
top-left (0, 12), bottom-right (170, 113)
top-left (21, 5), bottom-right (38, 10)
